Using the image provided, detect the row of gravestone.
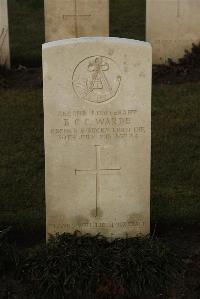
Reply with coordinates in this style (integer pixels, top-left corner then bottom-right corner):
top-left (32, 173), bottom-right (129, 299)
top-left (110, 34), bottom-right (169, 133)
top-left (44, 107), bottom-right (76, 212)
top-left (1, 0), bottom-right (200, 69)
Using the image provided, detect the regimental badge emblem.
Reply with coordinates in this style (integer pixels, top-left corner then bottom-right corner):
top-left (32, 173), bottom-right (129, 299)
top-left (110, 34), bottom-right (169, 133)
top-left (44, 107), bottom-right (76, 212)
top-left (72, 56), bottom-right (121, 103)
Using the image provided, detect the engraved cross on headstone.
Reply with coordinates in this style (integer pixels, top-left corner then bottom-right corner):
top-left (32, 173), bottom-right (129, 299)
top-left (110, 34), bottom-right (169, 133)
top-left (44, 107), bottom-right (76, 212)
top-left (63, 0), bottom-right (91, 37)
top-left (75, 145), bottom-right (121, 217)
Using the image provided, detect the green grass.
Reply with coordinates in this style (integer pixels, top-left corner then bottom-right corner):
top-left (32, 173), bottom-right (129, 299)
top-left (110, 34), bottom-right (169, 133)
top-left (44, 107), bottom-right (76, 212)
top-left (152, 83), bottom-right (200, 224)
top-left (0, 87), bottom-right (45, 237)
top-left (9, 0), bottom-right (44, 66)
top-left (110, 0), bottom-right (145, 40)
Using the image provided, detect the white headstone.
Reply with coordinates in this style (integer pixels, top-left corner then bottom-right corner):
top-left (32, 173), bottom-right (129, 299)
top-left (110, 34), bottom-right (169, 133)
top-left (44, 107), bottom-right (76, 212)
top-left (44, 0), bottom-right (109, 42)
top-left (43, 37), bottom-right (152, 239)
top-left (146, 0), bottom-right (200, 64)
top-left (0, 0), bottom-right (10, 68)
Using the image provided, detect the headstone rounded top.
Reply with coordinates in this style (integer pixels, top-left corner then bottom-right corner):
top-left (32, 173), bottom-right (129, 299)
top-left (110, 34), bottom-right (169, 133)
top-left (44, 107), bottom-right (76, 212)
top-left (42, 37), bottom-right (152, 50)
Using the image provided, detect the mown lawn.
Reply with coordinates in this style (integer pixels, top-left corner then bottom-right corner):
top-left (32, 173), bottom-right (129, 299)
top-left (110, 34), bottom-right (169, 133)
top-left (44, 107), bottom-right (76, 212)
top-left (0, 86), bottom-right (45, 239)
top-left (152, 83), bottom-right (200, 224)
top-left (1, 0), bottom-right (199, 238)
top-left (9, 0), bottom-right (44, 67)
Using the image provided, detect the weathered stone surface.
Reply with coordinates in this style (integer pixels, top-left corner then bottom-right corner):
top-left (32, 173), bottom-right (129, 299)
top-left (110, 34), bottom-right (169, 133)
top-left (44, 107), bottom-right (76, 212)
top-left (0, 0), bottom-right (10, 68)
top-left (43, 37), bottom-right (152, 239)
top-left (44, 0), bottom-right (109, 42)
top-left (146, 0), bottom-right (200, 64)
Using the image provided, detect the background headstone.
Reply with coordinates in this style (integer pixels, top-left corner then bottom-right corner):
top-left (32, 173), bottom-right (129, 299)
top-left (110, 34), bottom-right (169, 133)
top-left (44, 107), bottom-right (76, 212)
top-left (43, 37), bottom-right (152, 239)
top-left (146, 0), bottom-right (200, 64)
top-left (0, 0), bottom-right (10, 68)
top-left (44, 0), bottom-right (109, 42)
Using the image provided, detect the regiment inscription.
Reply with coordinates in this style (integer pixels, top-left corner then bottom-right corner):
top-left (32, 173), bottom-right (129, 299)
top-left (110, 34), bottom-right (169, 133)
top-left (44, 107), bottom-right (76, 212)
top-left (73, 56), bottom-right (121, 103)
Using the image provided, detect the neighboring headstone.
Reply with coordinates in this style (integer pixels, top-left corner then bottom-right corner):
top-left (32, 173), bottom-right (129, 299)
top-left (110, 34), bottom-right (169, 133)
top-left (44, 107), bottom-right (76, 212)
top-left (146, 0), bottom-right (200, 64)
top-left (0, 0), bottom-right (10, 68)
top-left (43, 37), bottom-right (152, 239)
top-left (44, 0), bottom-right (109, 42)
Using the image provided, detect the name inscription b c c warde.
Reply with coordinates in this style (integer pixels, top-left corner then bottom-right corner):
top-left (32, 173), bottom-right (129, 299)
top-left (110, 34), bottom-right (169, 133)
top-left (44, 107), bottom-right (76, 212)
top-left (50, 109), bottom-right (146, 142)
